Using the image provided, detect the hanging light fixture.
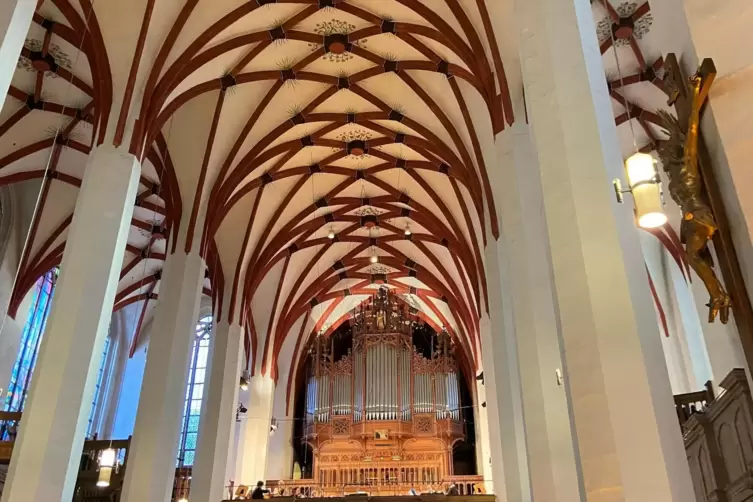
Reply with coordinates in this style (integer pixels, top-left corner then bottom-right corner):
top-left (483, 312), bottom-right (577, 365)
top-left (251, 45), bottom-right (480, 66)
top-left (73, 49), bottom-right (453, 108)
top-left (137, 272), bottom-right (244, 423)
top-left (370, 254), bottom-right (378, 264)
top-left (603, 0), bottom-right (667, 230)
top-left (404, 224), bottom-right (411, 236)
top-left (97, 448), bottom-right (116, 487)
top-left (620, 152), bottom-right (667, 228)
top-left (239, 369), bottom-right (250, 391)
top-left (327, 228), bottom-right (335, 240)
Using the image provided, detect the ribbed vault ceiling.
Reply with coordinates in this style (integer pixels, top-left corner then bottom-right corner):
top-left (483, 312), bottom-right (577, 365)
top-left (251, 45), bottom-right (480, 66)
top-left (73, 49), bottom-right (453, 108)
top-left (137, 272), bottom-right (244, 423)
top-left (0, 0), bottom-right (664, 395)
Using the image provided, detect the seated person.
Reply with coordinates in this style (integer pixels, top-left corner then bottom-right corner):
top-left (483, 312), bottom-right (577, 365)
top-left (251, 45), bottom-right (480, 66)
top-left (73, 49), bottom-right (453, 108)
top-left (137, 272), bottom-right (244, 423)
top-left (252, 481), bottom-right (270, 499)
top-left (446, 483), bottom-right (459, 496)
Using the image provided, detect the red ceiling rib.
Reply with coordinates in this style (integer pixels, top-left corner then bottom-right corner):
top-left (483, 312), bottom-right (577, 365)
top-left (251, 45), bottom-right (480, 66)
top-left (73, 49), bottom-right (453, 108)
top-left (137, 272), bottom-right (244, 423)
top-left (1, 0), bottom-right (520, 378)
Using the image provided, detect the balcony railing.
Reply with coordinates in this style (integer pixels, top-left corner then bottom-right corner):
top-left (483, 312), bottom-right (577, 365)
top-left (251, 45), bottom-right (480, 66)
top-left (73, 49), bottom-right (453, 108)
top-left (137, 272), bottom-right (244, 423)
top-left (235, 476), bottom-right (486, 500)
top-left (677, 368), bottom-right (753, 502)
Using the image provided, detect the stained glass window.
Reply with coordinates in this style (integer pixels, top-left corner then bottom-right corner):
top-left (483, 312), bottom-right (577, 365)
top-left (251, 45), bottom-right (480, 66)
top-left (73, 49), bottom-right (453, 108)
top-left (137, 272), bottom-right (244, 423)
top-left (5, 268), bottom-right (57, 413)
top-left (87, 334), bottom-right (113, 438)
top-left (177, 315), bottom-right (212, 466)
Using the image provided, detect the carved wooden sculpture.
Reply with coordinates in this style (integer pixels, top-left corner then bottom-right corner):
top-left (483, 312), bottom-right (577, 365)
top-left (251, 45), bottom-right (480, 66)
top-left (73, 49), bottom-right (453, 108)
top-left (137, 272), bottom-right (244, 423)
top-left (657, 55), bottom-right (730, 323)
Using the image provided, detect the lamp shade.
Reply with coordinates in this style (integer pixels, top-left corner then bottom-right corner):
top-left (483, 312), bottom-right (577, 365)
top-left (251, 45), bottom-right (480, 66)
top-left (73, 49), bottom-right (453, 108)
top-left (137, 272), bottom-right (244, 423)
top-left (625, 152), bottom-right (667, 229)
top-left (97, 467), bottom-right (112, 487)
top-left (97, 448), bottom-right (116, 487)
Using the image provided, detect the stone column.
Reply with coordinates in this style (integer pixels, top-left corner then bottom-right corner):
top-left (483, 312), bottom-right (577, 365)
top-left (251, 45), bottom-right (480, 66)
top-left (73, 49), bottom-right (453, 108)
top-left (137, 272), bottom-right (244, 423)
top-left (482, 240), bottom-right (533, 502)
top-left (0, 0), bottom-right (34, 112)
top-left (511, 0), bottom-right (695, 499)
top-left (265, 380), bottom-right (294, 481)
top-left (487, 121), bottom-right (584, 502)
top-left (235, 375), bottom-right (275, 486)
top-left (1, 146), bottom-right (139, 502)
top-left (190, 319), bottom-right (244, 502)
top-left (473, 379), bottom-right (494, 489)
top-left (119, 249), bottom-right (206, 502)
top-left (473, 2), bottom-right (584, 499)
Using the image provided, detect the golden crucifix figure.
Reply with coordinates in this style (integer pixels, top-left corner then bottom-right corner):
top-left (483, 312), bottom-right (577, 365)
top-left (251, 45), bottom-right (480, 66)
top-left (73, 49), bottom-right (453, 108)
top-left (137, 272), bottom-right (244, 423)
top-left (657, 55), bottom-right (730, 323)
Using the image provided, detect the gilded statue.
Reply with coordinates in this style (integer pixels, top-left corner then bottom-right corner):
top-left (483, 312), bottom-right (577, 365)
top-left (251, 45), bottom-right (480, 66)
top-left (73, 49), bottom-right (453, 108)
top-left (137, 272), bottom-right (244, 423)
top-left (657, 55), bottom-right (730, 323)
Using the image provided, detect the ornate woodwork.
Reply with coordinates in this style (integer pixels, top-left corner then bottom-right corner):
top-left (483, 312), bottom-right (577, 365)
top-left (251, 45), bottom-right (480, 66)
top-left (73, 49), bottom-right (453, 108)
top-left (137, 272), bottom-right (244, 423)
top-left (303, 288), bottom-right (465, 496)
top-left (680, 369), bottom-right (753, 501)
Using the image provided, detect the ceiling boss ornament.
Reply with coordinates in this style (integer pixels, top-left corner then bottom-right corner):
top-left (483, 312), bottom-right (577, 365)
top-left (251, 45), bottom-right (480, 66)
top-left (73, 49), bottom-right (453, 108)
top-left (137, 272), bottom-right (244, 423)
top-left (310, 19), bottom-right (367, 63)
top-left (657, 55), bottom-right (730, 324)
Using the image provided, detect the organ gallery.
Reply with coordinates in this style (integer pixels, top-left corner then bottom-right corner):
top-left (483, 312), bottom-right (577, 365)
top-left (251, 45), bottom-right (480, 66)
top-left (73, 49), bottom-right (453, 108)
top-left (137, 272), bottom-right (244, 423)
top-left (300, 288), bottom-right (468, 495)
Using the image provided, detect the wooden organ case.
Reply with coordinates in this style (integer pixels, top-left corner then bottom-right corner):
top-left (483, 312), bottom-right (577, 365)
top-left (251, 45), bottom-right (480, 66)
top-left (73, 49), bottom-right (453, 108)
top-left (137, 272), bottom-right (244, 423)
top-left (303, 288), bottom-right (465, 496)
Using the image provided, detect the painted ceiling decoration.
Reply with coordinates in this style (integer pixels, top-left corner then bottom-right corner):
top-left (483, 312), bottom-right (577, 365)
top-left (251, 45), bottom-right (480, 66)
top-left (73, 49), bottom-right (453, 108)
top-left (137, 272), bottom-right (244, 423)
top-left (0, 0), bottom-right (672, 405)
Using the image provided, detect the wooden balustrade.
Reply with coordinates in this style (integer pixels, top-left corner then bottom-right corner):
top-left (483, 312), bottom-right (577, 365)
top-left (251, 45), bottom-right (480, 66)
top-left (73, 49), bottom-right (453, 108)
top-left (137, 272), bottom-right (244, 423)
top-left (680, 369), bottom-right (753, 502)
top-left (256, 475), bottom-right (485, 499)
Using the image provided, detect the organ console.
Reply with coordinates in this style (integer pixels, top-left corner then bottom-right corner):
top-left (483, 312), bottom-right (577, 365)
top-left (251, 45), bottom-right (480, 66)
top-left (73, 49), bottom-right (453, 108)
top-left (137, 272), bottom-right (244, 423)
top-left (302, 288), bottom-right (466, 496)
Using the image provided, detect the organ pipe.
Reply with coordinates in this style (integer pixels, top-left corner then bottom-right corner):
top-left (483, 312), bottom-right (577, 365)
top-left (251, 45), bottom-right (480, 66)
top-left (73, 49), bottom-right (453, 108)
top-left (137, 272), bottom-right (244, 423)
top-left (304, 288), bottom-right (462, 427)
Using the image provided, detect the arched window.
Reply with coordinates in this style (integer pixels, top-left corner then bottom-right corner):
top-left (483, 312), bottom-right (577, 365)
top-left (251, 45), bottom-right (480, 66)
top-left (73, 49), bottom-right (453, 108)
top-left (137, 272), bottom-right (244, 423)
top-left (177, 315), bottom-right (212, 466)
top-left (5, 268), bottom-right (57, 412)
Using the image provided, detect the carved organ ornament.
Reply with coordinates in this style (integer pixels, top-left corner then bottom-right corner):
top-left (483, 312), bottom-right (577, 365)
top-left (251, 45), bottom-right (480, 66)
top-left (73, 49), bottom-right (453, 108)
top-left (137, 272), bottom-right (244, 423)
top-left (302, 288), bottom-right (464, 495)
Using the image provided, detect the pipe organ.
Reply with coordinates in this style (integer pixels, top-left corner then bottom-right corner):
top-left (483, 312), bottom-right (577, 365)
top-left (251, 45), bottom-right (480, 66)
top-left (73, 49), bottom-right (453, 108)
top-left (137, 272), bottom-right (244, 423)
top-left (303, 288), bottom-right (465, 496)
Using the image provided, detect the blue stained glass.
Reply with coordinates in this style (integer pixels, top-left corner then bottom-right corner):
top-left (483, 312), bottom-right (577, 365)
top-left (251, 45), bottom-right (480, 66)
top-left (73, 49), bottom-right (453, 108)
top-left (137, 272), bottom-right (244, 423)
top-left (87, 336), bottom-right (112, 438)
top-left (177, 315), bottom-right (213, 467)
top-left (185, 433), bottom-right (197, 450)
top-left (187, 415), bottom-right (200, 433)
top-left (5, 269), bottom-right (57, 414)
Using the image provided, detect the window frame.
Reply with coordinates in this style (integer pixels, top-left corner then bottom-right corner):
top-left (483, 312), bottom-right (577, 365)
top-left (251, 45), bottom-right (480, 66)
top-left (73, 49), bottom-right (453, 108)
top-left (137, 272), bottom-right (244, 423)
top-left (177, 314), bottom-right (213, 467)
top-left (5, 268), bottom-right (57, 413)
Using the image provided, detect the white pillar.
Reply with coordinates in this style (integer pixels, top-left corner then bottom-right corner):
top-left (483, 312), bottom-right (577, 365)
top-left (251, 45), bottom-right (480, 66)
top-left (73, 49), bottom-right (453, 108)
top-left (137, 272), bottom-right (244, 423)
top-left (119, 250), bottom-right (205, 502)
top-left (482, 243), bottom-right (531, 502)
top-left (468, 2), bottom-right (582, 498)
top-left (473, 380), bottom-right (494, 489)
top-left (488, 122), bottom-right (583, 502)
top-left (0, 0), bottom-right (34, 112)
top-left (265, 380), bottom-right (294, 481)
top-left (1, 146), bottom-right (139, 502)
top-left (190, 320), bottom-right (243, 502)
top-left (266, 416), bottom-right (293, 481)
top-left (513, 0), bottom-right (695, 499)
top-left (235, 375), bottom-right (275, 486)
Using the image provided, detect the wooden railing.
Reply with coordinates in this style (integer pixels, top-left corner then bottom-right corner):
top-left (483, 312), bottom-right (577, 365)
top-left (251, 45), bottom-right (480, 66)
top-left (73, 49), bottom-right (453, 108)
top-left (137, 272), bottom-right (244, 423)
top-left (222, 495), bottom-right (494, 502)
top-left (257, 475), bottom-right (485, 499)
top-left (0, 411), bottom-right (22, 463)
top-left (679, 369), bottom-right (753, 502)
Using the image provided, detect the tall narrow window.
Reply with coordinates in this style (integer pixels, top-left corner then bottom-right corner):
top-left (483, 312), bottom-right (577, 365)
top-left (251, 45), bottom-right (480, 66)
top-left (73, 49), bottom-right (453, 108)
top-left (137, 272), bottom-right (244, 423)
top-left (177, 315), bottom-right (212, 466)
top-left (87, 334), bottom-right (113, 438)
top-left (5, 268), bottom-right (57, 412)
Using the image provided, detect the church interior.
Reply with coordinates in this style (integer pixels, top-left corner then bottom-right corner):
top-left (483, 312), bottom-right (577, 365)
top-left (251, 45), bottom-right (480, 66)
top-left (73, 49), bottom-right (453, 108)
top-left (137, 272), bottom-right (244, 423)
top-left (0, 0), bottom-right (752, 501)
